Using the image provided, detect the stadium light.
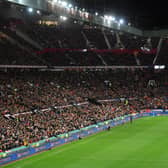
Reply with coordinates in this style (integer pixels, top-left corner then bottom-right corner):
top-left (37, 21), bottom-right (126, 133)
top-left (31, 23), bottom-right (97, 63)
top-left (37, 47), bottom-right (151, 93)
top-left (154, 65), bottom-right (160, 70)
top-left (95, 12), bottom-right (98, 16)
top-left (82, 49), bottom-right (87, 52)
top-left (61, 1), bottom-right (67, 7)
top-left (68, 4), bottom-right (72, 8)
top-left (108, 16), bottom-right (112, 20)
top-left (119, 19), bottom-right (124, 24)
top-left (60, 16), bottom-right (67, 21)
top-left (160, 65), bottom-right (166, 69)
top-left (154, 65), bottom-right (166, 70)
top-left (37, 10), bottom-right (40, 14)
top-left (104, 15), bottom-right (108, 19)
top-left (27, 8), bottom-right (33, 13)
top-left (104, 15), bottom-right (115, 22)
top-left (109, 16), bottom-right (115, 21)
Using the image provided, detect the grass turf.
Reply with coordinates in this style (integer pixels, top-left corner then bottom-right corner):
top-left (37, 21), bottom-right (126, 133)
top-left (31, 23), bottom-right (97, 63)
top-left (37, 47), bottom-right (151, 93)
top-left (3, 116), bottom-right (168, 168)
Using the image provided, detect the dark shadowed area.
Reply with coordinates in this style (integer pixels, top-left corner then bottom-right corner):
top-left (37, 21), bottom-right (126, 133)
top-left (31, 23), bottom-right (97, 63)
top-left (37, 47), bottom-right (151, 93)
top-left (71, 0), bottom-right (168, 29)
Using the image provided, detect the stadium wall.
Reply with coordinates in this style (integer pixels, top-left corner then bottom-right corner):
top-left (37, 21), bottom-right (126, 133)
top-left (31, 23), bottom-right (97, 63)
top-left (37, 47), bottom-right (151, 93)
top-left (0, 109), bottom-right (168, 166)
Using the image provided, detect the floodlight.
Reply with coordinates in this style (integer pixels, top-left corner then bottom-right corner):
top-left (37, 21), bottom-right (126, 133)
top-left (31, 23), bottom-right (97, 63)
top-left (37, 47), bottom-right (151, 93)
top-left (95, 12), bottom-right (98, 16)
top-left (83, 49), bottom-right (87, 52)
top-left (104, 15), bottom-right (108, 19)
top-left (160, 65), bottom-right (165, 69)
top-left (68, 4), bottom-right (72, 8)
top-left (154, 65), bottom-right (159, 69)
top-left (37, 10), bottom-right (40, 14)
top-left (61, 1), bottom-right (67, 7)
top-left (28, 8), bottom-right (33, 13)
top-left (119, 19), bottom-right (124, 24)
top-left (60, 16), bottom-right (67, 21)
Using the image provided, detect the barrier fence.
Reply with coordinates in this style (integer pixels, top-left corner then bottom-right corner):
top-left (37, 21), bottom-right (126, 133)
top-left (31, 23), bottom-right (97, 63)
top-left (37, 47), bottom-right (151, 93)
top-left (0, 109), bottom-right (168, 166)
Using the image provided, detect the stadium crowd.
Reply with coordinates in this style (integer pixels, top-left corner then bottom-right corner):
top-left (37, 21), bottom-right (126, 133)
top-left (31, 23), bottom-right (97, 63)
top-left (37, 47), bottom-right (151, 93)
top-left (0, 16), bottom-right (167, 152)
top-left (0, 70), bottom-right (167, 151)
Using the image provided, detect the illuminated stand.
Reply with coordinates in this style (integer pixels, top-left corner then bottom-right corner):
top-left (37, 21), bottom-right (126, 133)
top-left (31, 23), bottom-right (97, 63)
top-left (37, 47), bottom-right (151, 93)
top-left (0, 110), bottom-right (168, 166)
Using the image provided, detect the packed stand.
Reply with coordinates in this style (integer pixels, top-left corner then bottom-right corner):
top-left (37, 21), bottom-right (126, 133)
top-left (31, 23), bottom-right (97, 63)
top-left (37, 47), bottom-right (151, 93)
top-left (0, 70), bottom-right (167, 151)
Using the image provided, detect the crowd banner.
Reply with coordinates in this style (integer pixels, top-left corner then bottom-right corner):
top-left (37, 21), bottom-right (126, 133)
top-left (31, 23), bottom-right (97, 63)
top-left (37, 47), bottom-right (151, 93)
top-left (1, 111), bottom-right (168, 165)
top-left (6, 98), bottom-right (137, 118)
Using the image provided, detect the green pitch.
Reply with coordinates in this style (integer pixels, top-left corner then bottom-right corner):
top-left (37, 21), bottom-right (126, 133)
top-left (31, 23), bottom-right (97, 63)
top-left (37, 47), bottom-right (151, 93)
top-left (3, 116), bottom-right (168, 168)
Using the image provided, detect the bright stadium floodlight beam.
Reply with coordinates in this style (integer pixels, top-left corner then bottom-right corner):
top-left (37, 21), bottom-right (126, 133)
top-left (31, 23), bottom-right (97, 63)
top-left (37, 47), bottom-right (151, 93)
top-left (105, 15), bottom-right (108, 19)
top-left (95, 12), bottom-right (98, 16)
top-left (83, 49), bottom-right (87, 52)
top-left (61, 1), bottom-right (67, 7)
top-left (119, 19), bottom-right (124, 24)
top-left (108, 16), bottom-right (112, 21)
top-left (37, 10), bottom-right (40, 14)
top-left (60, 16), bottom-right (67, 21)
top-left (160, 65), bottom-right (165, 69)
top-left (109, 16), bottom-right (115, 21)
top-left (28, 7), bottom-right (33, 13)
top-left (68, 4), bottom-right (72, 8)
top-left (154, 65), bottom-right (160, 70)
top-left (104, 15), bottom-right (108, 20)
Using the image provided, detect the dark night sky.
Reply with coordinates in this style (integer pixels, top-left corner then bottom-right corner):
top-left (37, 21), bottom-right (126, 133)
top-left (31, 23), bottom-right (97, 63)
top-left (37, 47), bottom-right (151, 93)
top-left (71, 0), bottom-right (167, 30)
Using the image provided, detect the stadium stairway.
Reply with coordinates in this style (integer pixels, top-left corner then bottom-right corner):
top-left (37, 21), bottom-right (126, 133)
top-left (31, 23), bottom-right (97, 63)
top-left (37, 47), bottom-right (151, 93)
top-left (1, 31), bottom-right (48, 65)
top-left (15, 29), bottom-right (43, 50)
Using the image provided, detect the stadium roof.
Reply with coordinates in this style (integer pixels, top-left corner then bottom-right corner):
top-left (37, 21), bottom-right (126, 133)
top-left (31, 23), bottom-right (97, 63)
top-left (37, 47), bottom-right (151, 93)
top-left (72, 0), bottom-right (168, 30)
